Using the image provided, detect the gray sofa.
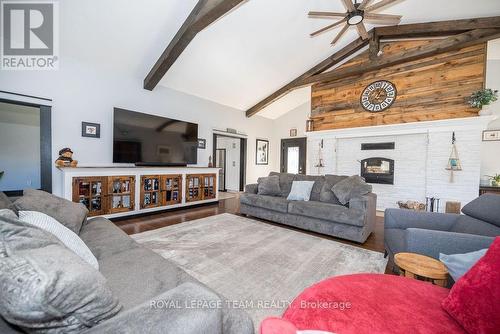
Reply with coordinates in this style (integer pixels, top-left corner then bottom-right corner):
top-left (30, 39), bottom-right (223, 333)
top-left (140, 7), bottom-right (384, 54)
top-left (384, 194), bottom-right (500, 261)
top-left (0, 193), bottom-right (253, 333)
top-left (240, 172), bottom-right (377, 243)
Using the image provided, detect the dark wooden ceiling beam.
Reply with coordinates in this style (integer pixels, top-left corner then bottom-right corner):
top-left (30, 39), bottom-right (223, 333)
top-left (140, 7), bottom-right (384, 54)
top-left (300, 28), bottom-right (500, 86)
top-left (144, 0), bottom-right (246, 91)
top-left (375, 16), bottom-right (500, 38)
top-left (245, 33), bottom-right (372, 117)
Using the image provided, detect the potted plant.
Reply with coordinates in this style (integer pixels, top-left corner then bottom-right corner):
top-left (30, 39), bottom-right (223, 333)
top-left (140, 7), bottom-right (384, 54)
top-left (469, 88), bottom-right (499, 115)
top-left (486, 174), bottom-right (500, 187)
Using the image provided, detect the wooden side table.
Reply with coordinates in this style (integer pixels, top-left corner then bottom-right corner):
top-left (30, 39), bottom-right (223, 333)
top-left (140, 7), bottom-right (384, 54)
top-left (394, 252), bottom-right (449, 287)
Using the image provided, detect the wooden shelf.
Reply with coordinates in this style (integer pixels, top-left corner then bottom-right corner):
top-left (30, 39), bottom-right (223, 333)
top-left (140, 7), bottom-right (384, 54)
top-left (140, 175), bottom-right (161, 209)
top-left (107, 176), bottom-right (135, 214)
top-left (66, 168), bottom-right (219, 218)
top-left (161, 174), bottom-right (182, 205)
top-left (186, 173), bottom-right (217, 202)
top-left (72, 177), bottom-right (107, 217)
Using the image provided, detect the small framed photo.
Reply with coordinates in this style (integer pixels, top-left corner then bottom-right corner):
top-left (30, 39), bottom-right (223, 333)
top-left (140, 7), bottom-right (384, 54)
top-left (82, 122), bottom-right (100, 138)
top-left (483, 130), bottom-right (500, 141)
top-left (256, 139), bottom-right (269, 165)
top-left (198, 138), bottom-right (206, 149)
top-left (290, 128), bottom-right (298, 137)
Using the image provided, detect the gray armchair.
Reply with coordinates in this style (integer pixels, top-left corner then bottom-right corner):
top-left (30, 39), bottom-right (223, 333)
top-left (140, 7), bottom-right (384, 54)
top-left (384, 194), bottom-right (500, 260)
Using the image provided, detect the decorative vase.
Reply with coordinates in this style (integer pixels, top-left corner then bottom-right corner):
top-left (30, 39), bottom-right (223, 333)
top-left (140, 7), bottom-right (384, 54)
top-left (479, 105), bottom-right (493, 116)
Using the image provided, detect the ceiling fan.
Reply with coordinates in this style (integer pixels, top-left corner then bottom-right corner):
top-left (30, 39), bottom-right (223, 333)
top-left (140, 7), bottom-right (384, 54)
top-left (309, 0), bottom-right (403, 45)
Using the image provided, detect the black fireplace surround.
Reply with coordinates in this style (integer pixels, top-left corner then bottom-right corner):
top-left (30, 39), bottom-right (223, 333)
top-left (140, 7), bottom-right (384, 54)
top-left (361, 157), bottom-right (394, 185)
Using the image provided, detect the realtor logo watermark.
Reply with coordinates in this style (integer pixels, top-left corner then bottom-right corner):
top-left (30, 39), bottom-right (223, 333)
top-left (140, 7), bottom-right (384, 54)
top-left (1, 0), bottom-right (59, 70)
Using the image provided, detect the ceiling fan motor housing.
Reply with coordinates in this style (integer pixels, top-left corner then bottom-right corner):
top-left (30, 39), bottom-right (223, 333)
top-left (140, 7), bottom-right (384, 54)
top-left (347, 5), bottom-right (365, 25)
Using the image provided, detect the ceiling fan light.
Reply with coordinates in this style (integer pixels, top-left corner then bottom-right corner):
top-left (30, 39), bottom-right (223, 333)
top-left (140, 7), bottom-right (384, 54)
top-left (348, 14), bottom-right (363, 25)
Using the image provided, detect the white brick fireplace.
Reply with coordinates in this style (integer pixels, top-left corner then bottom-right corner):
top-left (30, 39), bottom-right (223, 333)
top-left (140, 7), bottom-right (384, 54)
top-left (306, 116), bottom-right (495, 211)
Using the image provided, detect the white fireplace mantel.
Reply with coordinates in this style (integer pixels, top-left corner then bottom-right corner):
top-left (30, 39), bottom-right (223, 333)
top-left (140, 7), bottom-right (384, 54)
top-left (306, 116), bottom-right (496, 139)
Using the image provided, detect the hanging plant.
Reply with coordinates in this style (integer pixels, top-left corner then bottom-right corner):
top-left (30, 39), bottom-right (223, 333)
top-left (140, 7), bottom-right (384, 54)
top-left (468, 88), bottom-right (499, 109)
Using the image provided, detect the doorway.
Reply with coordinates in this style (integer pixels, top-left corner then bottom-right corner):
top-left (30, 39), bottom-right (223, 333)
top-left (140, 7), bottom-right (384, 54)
top-left (216, 149), bottom-right (226, 191)
top-left (0, 98), bottom-right (52, 196)
top-left (281, 138), bottom-right (307, 174)
top-left (213, 133), bottom-right (247, 192)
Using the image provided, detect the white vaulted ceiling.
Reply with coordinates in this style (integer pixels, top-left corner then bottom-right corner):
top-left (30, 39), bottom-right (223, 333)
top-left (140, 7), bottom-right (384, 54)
top-left (156, 0), bottom-right (500, 118)
top-left (60, 1), bottom-right (500, 119)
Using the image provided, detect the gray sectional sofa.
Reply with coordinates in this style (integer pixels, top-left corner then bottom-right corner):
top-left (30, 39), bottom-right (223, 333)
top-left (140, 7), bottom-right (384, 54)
top-left (384, 194), bottom-right (500, 261)
top-left (240, 172), bottom-right (377, 243)
top-left (0, 191), bottom-right (253, 334)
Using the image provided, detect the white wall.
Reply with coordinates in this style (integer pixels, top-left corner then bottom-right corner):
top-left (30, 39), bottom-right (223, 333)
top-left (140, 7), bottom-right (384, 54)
top-left (216, 136), bottom-right (241, 191)
top-left (271, 102), bottom-right (309, 167)
top-left (480, 41), bottom-right (500, 181)
top-left (0, 56), bottom-right (278, 195)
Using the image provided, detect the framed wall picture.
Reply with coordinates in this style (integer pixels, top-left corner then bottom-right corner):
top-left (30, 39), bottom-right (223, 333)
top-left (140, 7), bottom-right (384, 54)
top-left (198, 138), bottom-right (206, 149)
top-left (290, 128), bottom-right (298, 137)
top-left (82, 122), bottom-right (100, 138)
top-left (256, 139), bottom-right (269, 165)
top-left (483, 130), bottom-right (500, 141)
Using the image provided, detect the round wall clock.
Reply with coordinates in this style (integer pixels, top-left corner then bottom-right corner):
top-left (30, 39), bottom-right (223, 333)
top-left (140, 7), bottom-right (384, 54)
top-left (360, 80), bottom-right (397, 112)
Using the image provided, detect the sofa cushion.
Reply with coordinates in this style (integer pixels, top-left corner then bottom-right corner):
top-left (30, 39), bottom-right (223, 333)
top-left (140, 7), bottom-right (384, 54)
top-left (98, 247), bottom-right (191, 310)
top-left (79, 217), bottom-right (139, 260)
top-left (0, 192), bottom-right (18, 216)
top-left (449, 215), bottom-right (500, 237)
top-left (18, 210), bottom-right (99, 269)
top-left (293, 175), bottom-right (325, 202)
top-left (257, 175), bottom-right (281, 196)
top-left (332, 175), bottom-right (372, 205)
top-left (439, 248), bottom-right (487, 282)
top-left (462, 194), bottom-right (500, 227)
top-left (269, 172), bottom-right (295, 197)
top-left (240, 193), bottom-right (290, 213)
top-left (288, 201), bottom-right (365, 227)
top-left (442, 237), bottom-right (500, 334)
top-left (14, 189), bottom-right (88, 234)
top-left (0, 214), bottom-right (121, 333)
top-left (287, 181), bottom-right (315, 201)
top-left (319, 175), bottom-right (348, 205)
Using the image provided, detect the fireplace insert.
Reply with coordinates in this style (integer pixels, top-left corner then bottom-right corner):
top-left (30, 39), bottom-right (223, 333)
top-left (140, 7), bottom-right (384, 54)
top-left (361, 157), bottom-right (394, 185)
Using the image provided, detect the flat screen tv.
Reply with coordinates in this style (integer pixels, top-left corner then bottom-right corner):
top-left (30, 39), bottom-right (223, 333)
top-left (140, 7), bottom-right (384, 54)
top-left (113, 108), bottom-right (198, 166)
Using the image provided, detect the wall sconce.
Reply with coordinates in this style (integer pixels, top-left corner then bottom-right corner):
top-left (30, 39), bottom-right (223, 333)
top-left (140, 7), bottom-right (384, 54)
top-left (306, 119), bottom-right (314, 132)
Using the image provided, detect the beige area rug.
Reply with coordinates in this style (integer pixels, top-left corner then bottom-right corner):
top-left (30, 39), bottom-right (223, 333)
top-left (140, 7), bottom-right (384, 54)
top-left (132, 213), bottom-right (388, 329)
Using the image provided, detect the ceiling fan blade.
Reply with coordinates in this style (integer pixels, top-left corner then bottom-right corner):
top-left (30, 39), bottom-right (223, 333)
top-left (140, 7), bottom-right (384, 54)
top-left (364, 13), bottom-right (401, 25)
top-left (358, 0), bottom-right (374, 10)
top-left (356, 23), bottom-right (369, 40)
top-left (310, 18), bottom-right (347, 37)
top-left (365, 0), bottom-right (398, 12)
top-left (341, 0), bottom-right (355, 11)
top-left (365, 13), bottom-right (402, 20)
top-left (332, 24), bottom-right (350, 45)
top-left (308, 11), bottom-right (346, 18)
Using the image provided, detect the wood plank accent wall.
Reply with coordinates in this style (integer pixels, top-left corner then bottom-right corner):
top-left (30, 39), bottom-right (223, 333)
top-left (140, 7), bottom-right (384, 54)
top-left (310, 40), bottom-right (486, 131)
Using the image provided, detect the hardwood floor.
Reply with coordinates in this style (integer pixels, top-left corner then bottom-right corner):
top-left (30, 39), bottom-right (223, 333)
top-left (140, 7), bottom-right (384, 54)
top-left (114, 193), bottom-right (386, 254)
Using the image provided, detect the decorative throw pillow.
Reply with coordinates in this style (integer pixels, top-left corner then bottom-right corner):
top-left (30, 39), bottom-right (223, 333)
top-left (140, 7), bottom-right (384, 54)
top-left (461, 194), bottom-right (500, 227)
top-left (0, 214), bottom-right (121, 333)
top-left (319, 175), bottom-right (348, 205)
top-left (442, 237), bottom-right (500, 334)
top-left (287, 181), bottom-right (315, 201)
top-left (258, 175), bottom-right (281, 196)
top-left (19, 211), bottom-right (99, 270)
top-left (332, 175), bottom-right (372, 205)
top-left (14, 189), bottom-right (88, 234)
top-left (439, 249), bottom-right (487, 282)
top-left (0, 192), bottom-right (18, 216)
